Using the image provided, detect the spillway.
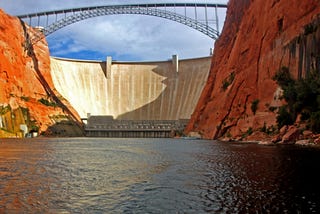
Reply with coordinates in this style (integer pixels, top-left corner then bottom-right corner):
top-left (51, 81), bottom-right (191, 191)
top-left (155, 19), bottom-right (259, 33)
top-left (50, 56), bottom-right (211, 120)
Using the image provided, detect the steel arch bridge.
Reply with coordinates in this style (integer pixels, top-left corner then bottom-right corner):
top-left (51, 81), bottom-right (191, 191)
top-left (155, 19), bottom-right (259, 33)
top-left (17, 3), bottom-right (227, 44)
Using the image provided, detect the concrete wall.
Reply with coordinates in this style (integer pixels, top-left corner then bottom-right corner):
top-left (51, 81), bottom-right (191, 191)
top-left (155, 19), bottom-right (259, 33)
top-left (50, 56), bottom-right (211, 120)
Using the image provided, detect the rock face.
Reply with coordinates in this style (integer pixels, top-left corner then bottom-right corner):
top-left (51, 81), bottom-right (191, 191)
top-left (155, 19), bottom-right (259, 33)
top-left (0, 9), bottom-right (82, 137)
top-left (186, 0), bottom-right (320, 139)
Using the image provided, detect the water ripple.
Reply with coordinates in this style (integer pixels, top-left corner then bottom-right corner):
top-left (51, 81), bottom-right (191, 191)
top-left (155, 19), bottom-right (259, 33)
top-left (0, 138), bottom-right (320, 213)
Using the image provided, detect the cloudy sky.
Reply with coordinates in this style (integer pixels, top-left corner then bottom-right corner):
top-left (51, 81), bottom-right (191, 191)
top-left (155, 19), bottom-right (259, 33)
top-left (0, 0), bottom-right (228, 61)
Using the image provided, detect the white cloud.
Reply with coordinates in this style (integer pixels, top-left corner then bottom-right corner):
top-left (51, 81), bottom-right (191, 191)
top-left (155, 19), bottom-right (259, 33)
top-left (0, 0), bottom-right (227, 61)
top-left (48, 15), bottom-right (215, 60)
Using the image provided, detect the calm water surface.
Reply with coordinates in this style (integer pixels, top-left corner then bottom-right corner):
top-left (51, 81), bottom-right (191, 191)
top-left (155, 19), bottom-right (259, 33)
top-left (0, 138), bottom-right (320, 213)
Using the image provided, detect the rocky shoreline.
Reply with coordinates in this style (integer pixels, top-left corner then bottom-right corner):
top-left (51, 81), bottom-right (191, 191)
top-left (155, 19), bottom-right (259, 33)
top-left (218, 125), bottom-right (320, 147)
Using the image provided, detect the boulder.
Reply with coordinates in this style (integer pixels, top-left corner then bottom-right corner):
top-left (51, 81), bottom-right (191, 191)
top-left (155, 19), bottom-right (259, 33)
top-left (281, 126), bottom-right (300, 144)
top-left (302, 130), bottom-right (313, 139)
top-left (296, 139), bottom-right (311, 146)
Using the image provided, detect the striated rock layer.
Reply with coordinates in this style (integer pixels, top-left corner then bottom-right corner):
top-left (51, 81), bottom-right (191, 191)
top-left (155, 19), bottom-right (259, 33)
top-left (0, 9), bottom-right (82, 137)
top-left (186, 0), bottom-right (320, 139)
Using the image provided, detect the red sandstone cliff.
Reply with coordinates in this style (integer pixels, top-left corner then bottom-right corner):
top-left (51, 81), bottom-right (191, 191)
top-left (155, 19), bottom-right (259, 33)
top-left (186, 0), bottom-right (320, 140)
top-left (0, 9), bottom-right (82, 137)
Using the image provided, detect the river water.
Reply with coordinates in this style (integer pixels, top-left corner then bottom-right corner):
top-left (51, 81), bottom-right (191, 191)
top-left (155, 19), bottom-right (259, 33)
top-left (0, 138), bottom-right (320, 213)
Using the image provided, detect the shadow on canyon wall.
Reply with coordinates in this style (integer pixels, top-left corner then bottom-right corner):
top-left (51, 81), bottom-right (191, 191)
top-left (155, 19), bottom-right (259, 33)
top-left (43, 120), bottom-right (85, 137)
top-left (289, 19), bottom-right (320, 78)
top-left (20, 20), bottom-right (84, 136)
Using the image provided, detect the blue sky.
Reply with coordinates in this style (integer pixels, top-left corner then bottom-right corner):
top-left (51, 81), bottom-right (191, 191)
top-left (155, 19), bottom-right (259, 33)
top-left (0, 0), bottom-right (228, 61)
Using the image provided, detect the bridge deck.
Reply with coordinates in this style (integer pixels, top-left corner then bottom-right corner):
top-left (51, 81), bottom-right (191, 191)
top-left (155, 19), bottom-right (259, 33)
top-left (17, 3), bottom-right (227, 18)
top-left (17, 2), bottom-right (227, 42)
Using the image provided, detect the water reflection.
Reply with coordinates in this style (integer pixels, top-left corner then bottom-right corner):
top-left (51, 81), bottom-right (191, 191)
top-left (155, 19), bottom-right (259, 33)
top-left (196, 143), bottom-right (320, 213)
top-left (0, 138), bottom-right (320, 213)
top-left (0, 139), bottom-right (53, 213)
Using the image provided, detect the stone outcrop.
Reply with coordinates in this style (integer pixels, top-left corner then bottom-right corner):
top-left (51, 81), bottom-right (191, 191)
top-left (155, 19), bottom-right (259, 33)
top-left (0, 9), bottom-right (82, 137)
top-left (186, 0), bottom-right (320, 140)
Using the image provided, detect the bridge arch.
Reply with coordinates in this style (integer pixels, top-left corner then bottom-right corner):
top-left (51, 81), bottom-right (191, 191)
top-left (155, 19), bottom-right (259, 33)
top-left (44, 7), bottom-right (219, 40)
top-left (17, 3), bottom-right (227, 43)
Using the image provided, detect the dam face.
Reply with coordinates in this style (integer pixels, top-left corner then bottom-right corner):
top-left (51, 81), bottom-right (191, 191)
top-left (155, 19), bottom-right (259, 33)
top-left (50, 56), bottom-right (211, 121)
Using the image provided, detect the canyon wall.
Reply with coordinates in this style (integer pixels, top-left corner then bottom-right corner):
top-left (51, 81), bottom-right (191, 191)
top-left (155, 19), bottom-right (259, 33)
top-left (50, 56), bottom-right (211, 120)
top-left (0, 9), bottom-right (82, 137)
top-left (186, 0), bottom-right (320, 139)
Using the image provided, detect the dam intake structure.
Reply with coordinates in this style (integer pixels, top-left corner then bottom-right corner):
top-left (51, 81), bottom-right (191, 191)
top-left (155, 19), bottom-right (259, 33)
top-left (85, 115), bottom-right (189, 138)
top-left (50, 55), bottom-right (211, 137)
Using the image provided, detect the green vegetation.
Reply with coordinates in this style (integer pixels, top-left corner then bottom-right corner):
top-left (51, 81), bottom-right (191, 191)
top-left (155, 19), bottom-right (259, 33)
top-left (276, 106), bottom-right (294, 127)
top-left (251, 99), bottom-right (259, 115)
top-left (30, 124), bottom-right (39, 132)
top-left (260, 122), bottom-right (277, 135)
top-left (226, 131), bottom-right (232, 138)
top-left (247, 127), bottom-right (253, 135)
top-left (304, 23), bottom-right (317, 35)
top-left (273, 66), bottom-right (320, 133)
top-left (38, 98), bottom-right (57, 107)
top-left (241, 127), bottom-right (253, 139)
top-left (0, 105), bottom-right (11, 115)
top-left (268, 106), bottom-right (277, 112)
top-left (20, 96), bottom-right (30, 102)
top-left (49, 114), bottom-right (68, 123)
top-left (222, 72), bottom-right (235, 91)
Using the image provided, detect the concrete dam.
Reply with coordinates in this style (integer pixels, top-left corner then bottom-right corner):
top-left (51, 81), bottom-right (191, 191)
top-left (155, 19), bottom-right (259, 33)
top-left (50, 56), bottom-right (211, 136)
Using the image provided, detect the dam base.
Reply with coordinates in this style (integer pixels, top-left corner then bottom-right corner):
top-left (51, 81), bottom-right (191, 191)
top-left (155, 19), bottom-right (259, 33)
top-left (84, 115), bottom-right (188, 138)
top-left (86, 130), bottom-right (174, 138)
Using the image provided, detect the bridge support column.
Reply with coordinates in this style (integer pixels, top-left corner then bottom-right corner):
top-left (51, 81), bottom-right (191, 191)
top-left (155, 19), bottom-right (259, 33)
top-left (105, 56), bottom-right (112, 78)
top-left (172, 54), bottom-right (179, 73)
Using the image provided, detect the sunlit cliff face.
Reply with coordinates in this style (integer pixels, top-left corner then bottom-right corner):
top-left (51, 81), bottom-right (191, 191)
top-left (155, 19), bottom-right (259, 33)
top-left (186, 0), bottom-right (320, 139)
top-left (0, 9), bottom-right (81, 137)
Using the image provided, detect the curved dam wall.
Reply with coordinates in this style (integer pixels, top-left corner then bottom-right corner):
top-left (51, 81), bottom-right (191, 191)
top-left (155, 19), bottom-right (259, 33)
top-left (50, 56), bottom-right (211, 120)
